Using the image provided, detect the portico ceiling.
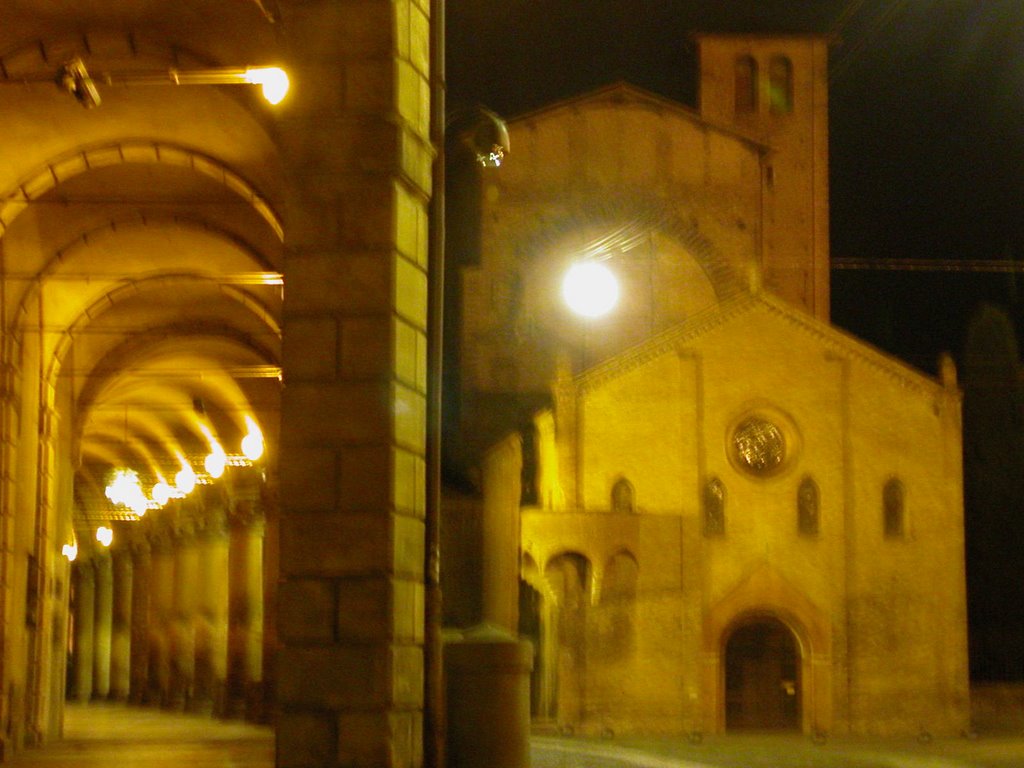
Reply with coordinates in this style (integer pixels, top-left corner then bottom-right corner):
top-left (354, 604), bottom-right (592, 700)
top-left (0, 46), bottom-right (285, 535)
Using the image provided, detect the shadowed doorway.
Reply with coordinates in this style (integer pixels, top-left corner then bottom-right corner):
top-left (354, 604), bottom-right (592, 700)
top-left (724, 616), bottom-right (800, 731)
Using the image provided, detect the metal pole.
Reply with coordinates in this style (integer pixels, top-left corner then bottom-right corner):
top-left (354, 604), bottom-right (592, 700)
top-left (424, 0), bottom-right (447, 762)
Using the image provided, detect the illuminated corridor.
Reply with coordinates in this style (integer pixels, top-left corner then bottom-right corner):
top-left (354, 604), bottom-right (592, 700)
top-left (0, 4), bottom-right (436, 764)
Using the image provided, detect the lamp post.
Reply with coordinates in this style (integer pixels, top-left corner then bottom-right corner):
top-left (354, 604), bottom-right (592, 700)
top-left (426, 101), bottom-right (509, 768)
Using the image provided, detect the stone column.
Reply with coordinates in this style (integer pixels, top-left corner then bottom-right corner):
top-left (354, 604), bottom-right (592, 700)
top-left (148, 523), bottom-right (175, 706)
top-left (194, 494), bottom-right (229, 715)
top-left (226, 500), bottom-right (264, 720)
top-left (91, 551), bottom-right (113, 700)
top-left (260, 478), bottom-right (279, 718)
top-left (481, 435), bottom-right (523, 633)
top-left (71, 561), bottom-right (95, 702)
top-left (128, 538), bottom-right (151, 704)
top-left (275, 3), bottom-right (432, 765)
top-left (168, 512), bottom-right (198, 710)
top-left (109, 541), bottom-right (133, 700)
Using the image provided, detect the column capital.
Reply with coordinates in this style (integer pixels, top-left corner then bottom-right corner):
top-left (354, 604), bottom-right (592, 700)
top-left (75, 559), bottom-right (97, 583)
top-left (129, 527), bottom-right (152, 560)
top-left (148, 518), bottom-right (176, 555)
top-left (197, 506), bottom-right (230, 540)
top-left (228, 500), bottom-right (265, 533)
top-left (171, 514), bottom-right (198, 544)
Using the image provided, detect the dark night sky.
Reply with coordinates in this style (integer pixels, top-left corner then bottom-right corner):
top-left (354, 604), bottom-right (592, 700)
top-left (447, 0), bottom-right (1024, 374)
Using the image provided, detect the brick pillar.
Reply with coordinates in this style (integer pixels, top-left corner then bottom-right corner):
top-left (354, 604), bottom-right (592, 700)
top-left (128, 539), bottom-right (151, 704)
top-left (195, 502), bottom-right (229, 715)
top-left (169, 513), bottom-right (198, 710)
top-left (91, 552), bottom-right (112, 700)
top-left (226, 502), bottom-right (264, 720)
top-left (71, 561), bottom-right (95, 702)
top-left (109, 543), bottom-right (133, 700)
top-left (275, 2), bottom-right (433, 766)
top-left (148, 525), bottom-right (174, 706)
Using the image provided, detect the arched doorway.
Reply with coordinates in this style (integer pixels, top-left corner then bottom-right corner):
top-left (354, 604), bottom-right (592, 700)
top-left (724, 616), bottom-right (800, 731)
top-left (544, 552), bottom-right (592, 730)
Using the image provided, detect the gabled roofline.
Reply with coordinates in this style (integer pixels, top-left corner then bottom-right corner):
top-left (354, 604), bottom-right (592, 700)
top-left (576, 290), bottom-right (952, 397)
top-left (507, 80), bottom-right (768, 154)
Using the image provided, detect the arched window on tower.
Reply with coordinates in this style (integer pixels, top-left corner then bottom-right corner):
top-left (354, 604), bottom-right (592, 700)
top-left (735, 56), bottom-right (758, 114)
top-left (797, 476), bottom-right (819, 536)
top-left (703, 477), bottom-right (726, 537)
top-left (769, 55), bottom-right (793, 114)
top-left (883, 477), bottom-right (905, 538)
top-left (611, 477), bottom-right (635, 514)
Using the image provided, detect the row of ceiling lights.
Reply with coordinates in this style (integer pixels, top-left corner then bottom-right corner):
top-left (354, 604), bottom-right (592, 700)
top-left (62, 416), bottom-right (265, 561)
top-left (24, 57), bottom-right (290, 564)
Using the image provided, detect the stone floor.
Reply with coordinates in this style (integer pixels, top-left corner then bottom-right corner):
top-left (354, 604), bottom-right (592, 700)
top-left (11, 704), bottom-right (1024, 768)
top-left (8, 703), bottom-right (273, 767)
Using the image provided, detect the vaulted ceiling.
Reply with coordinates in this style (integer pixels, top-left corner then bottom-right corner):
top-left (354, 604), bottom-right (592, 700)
top-left (0, 16), bottom-right (286, 541)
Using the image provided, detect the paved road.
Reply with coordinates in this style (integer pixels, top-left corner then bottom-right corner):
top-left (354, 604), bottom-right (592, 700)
top-left (533, 733), bottom-right (1024, 768)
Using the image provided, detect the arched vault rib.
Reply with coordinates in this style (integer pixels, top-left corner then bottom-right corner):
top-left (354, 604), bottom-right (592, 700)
top-left (512, 192), bottom-right (744, 302)
top-left (0, 141), bottom-right (283, 240)
top-left (49, 273), bottom-right (280, 365)
top-left (10, 214), bottom-right (281, 334)
top-left (47, 213), bottom-right (277, 277)
top-left (70, 321), bottom-right (280, 427)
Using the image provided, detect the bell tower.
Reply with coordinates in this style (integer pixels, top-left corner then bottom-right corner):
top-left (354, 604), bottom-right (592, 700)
top-left (695, 33), bottom-right (832, 321)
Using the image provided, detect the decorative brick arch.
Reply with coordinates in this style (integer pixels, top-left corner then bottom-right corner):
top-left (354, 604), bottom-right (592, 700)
top-left (0, 141), bottom-right (282, 239)
top-left (703, 565), bottom-right (832, 735)
top-left (511, 192), bottom-right (744, 302)
top-left (11, 214), bottom-right (280, 334)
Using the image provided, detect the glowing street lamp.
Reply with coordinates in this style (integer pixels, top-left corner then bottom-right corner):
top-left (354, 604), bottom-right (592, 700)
top-left (205, 449), bottom-right (227, 479)
top-left (175, 459), bottom-right (197, 495)
top-left (105, 468), bottom-right (150, 516)
top-left (242, 67), bottom-right (290, 105)
top-left (4, 57), bottom-right (291, 109)
top-left (151, 479), bottom-right (173, 507)
top-left (241, 416), bottom-right (265, 461)
top-left (562, 261), bottom-right (620, 318)
top-left (96, 526), bottom-right (113, 547)
top-left (199, 424), bottom-right (227, 479)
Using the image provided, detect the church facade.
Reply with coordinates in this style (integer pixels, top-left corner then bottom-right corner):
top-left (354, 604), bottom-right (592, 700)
top-left (457, 34), bottom-right (970, 736)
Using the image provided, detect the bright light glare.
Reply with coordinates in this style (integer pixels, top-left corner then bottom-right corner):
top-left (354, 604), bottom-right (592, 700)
top-left (62, 542), bottom-right (78, 561)
top-left (562, 262), bottom-right (620, 318)
top-left (105, 469), bottom-right (149, 516)
top-left (96, 526), bottom-right (113, 547)
top-left (151, 480), bottom-right (172, 507)
top-left (241, 416), bottom-right (264, 461)
top-left (244, 67), bottom-right (289, 105)
top-left (200, 424), bottom-right (227, 478)
top-left (205, 450), bottom-right (227, 479)
top-left (175, 461), bottom-right (197, 495)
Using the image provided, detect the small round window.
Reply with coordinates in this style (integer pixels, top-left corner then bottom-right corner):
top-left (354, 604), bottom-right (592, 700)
top-left (732, 416), bottom-right (786, 476)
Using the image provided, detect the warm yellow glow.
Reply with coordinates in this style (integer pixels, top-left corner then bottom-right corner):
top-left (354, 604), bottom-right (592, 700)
top-left (96, 526), bottom-right (113, 547)
top-left (205, 451), bottom-right (227, 479)
top-left (151, 480), bottom-right (172, 506)
top-left (105, 468), bottom-right (149, 515)
top-left (244, 67), bottom-right (289, 105)
top-left (241, 416), bottom-right (265, 461)
top-left (62, 542), bottom-right (78, 562)
top-left (562, 261), bottom-right (620, 318)
top-left (199, 424), bottom-right (227, 479)
top-left (175, 457), bottom-right (197, 495)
